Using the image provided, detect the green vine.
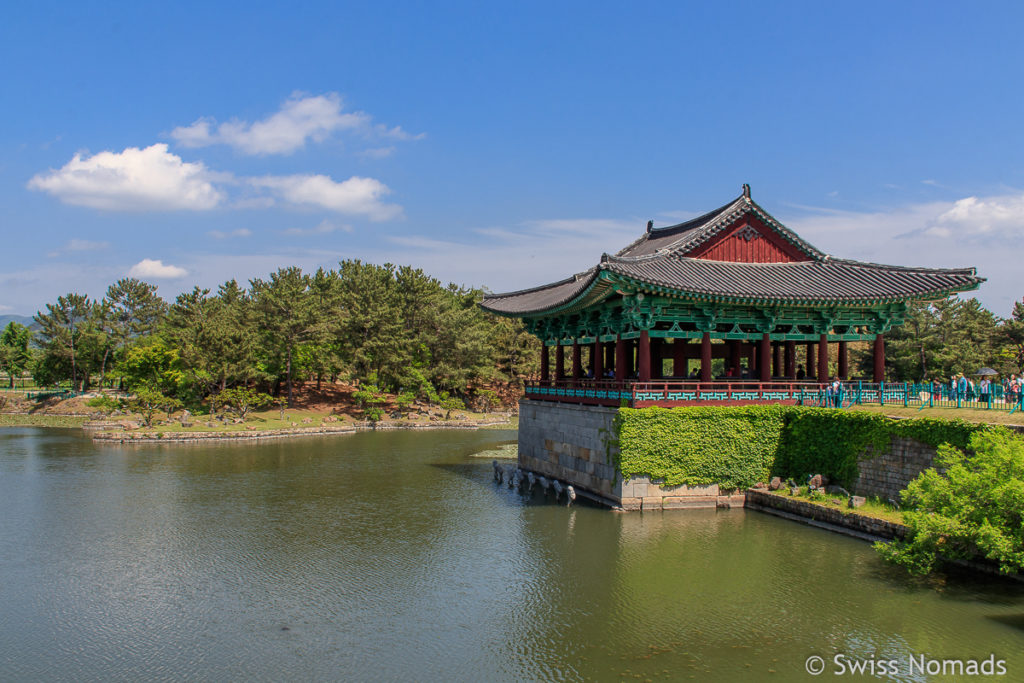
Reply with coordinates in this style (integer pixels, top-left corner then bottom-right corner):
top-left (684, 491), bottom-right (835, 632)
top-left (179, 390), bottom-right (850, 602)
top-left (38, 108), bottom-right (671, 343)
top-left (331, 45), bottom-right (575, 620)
top-left (616, 406), bottom-right (1001, 489)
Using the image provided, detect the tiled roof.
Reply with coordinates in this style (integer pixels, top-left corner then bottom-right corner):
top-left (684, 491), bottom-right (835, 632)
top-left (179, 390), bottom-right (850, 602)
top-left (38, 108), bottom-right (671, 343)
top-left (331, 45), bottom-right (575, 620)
top-left (481, 269), bottom-right (600, 314)
top-left (603, 255), bottom-right (982, 305)
top-left (615, 193), bottom-right (825, 260)
top-left (480, 191), bottom-right (984, 316)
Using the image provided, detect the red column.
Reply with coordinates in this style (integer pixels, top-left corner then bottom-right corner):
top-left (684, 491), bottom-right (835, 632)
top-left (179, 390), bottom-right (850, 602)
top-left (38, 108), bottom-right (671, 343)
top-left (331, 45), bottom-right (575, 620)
top-left (593, 340), bottom-right (603, 380)
top-left (540, 344), bottom-right (550, 383)
top-left (818, 333), bottom-right (829, 382)
top-left (638, 330), bottom-right (651, 382)
top-left (806, 342), bottom-right (816, 379)
top-left (556, 344), bottom-right (565, 380)
top-left (700, 332), bottom-right (712, 382)
top-left (773, 342), bottom-right (782, 378)
top-left (673, 339), bottom-right (687, 378)
top-left (838, 341), bottom-right (848, 380)
top-left (760, 334), bottom-right (771, 382)
top-left (571, 342), bottom-right (582, 379)
top-left (615, 336), bottom-right (626, 381)
top-left (873, 334), bottom-right (885, 382)
top-left (784, 341), bottom-right (796, 378)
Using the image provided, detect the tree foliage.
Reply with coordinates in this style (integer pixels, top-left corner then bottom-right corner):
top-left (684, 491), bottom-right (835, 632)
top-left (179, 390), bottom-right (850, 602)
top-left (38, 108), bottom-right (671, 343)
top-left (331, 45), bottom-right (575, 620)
top-left (876, 430), bottom-right (1024, 575)
top-left (217, 387), bottom-right (272, 421)
top-left (854, 296), bottom-right (1006, 382)
top-left (0, 321), bottom-right (33, 387)
top-left (27, 262), bottom-right (539, 408)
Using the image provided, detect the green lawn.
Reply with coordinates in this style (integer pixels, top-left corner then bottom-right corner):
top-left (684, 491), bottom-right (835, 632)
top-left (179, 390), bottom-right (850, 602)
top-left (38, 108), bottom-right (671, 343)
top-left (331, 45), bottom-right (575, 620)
top-left (0, 414), bottom-right (89, 428)
top-left (849, 404), bottom-right (1024, 427)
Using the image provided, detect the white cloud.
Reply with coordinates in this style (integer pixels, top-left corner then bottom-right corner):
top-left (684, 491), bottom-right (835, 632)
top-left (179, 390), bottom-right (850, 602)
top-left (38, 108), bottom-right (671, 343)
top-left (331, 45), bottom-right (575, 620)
top-left (250, 174), bottom-right (402, 221)
top-left (931, 195), bottom-right (1024, 237)
top-left (28, 144), bottom-right (223, 211)
top-left (781, 192), bottom-right (1024, 315)
top-left (171, 93), bottom-right (368, 155)
top-left (283, 219), bottom-right (352, 236)
top-left (208, 228), bottom-right (252, 239)
top-left (128, 258), bottom-right (188, 279)
top-left (374, 124), bottom-right (426, 141)
top-left (0, 304), bottom-right (12, 313)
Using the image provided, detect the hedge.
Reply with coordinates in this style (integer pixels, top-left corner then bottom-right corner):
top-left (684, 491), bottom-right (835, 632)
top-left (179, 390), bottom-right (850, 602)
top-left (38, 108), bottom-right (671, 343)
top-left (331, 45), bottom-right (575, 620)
top-left (614, 406), bottom-right (1000, 489)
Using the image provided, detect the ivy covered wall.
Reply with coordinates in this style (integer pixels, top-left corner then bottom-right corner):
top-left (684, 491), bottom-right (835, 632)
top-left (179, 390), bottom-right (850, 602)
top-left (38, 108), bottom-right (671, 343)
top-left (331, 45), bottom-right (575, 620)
top-left (615, 406), bottom-right (999, 489)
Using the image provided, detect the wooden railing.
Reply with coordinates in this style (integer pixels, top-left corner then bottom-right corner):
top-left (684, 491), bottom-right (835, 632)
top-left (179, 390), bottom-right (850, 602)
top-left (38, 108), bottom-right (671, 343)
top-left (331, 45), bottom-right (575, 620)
top-left (524, 379), bottom-right (1024, 412)
top-left (523, 379), bottom-right (830, 407)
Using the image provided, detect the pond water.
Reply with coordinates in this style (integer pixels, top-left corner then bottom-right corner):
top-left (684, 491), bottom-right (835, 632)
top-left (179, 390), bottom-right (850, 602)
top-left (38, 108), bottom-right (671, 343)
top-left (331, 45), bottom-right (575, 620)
top-left (1, 427), bottom-right (1022, 682)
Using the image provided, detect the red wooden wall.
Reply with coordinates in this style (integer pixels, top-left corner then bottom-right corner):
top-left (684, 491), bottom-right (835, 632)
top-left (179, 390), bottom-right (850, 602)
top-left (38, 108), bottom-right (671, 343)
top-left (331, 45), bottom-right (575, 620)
top-left (686, 216), bottom-right (809, 263)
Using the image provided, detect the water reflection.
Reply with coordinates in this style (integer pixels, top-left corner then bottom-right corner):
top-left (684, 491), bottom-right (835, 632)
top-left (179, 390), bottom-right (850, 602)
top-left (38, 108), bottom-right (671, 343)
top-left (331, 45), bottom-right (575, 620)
top-left (1, 427), bottom-right (1022, 682)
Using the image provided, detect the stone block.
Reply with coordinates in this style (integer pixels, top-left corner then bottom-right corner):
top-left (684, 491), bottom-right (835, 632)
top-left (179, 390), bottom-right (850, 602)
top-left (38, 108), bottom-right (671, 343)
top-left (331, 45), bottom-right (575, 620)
top-left (663, 496), bottom-right (717, 509)
top-left (849, 496), bottom-right (866, 509)
top-left (620, 497), bottom-right (642, 511)
top-left (641, 497), bottom-right (663, 511)
top-left (657, 483), bottom-right (719, 497)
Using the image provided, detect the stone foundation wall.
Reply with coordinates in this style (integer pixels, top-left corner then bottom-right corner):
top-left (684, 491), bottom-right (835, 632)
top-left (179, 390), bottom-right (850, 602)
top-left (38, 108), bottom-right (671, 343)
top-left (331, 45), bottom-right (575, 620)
top-left (854, 437), bottom-right (938, 501)
top-left (519, 401), bottom-right (957, 510)
top-left (517, 400), bottom-right (621, 501)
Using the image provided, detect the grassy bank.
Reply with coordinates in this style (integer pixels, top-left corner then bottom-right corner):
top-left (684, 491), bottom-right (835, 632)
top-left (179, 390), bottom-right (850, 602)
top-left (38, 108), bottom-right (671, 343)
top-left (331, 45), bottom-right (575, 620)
top-left (0, 414), bottom-right (89, 428)
top-left (772, 485), bottom-right (904, 525)
top-left (120, 408), bottom-right (513, 434)
top-left (850, 403), bottom-right (1024, 427)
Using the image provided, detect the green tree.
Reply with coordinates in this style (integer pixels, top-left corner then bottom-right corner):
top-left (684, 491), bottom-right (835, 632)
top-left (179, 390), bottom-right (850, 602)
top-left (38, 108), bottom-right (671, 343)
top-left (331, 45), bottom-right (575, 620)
top-left (251, 267), bottom-right (316, 406)
top-left (163, 281), bottom-right (259, 403)
top-left (998, 299), bottom-right (1024, 375)
top-left (0, 321), bottom-right (33, 388)
top-left (103, 278), bottom-right (166, 387)
top-left (352, 383), bottom-right (387, 421)
top-left (861, 296), bottom-right (1000, 382)
top-left (335, 260), bottom-right (409, 391)
top-left (217, 386), bottom-right (272, 421)
top-left (876, 429), bottom-right (1024, 575)
top-left (33, 294), bottom-right (106, 390)
top-left (126, 386), bottom-right (176, 427)
top-left (119, 339), bottom-right (183, 393)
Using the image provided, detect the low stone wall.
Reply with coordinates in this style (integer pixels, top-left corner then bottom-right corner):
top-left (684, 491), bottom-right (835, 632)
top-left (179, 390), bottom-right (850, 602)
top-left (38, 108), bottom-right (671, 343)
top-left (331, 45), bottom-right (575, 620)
top-left (618, 477), bottom-right (746, 511)
top-left (854, 436), bottom-right (938, 501)
top-left (517, 400), bottom-right (620, 501)
top-left (94, 425), bottom-right (358, 442)
top-left (745, 489), bottom-right (907, 541)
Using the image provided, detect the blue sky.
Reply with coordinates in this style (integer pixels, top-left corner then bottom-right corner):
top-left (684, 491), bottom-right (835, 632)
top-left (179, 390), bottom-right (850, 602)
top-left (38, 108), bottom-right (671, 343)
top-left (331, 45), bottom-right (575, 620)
top-left (3, 1), bottom-right (1023, 316)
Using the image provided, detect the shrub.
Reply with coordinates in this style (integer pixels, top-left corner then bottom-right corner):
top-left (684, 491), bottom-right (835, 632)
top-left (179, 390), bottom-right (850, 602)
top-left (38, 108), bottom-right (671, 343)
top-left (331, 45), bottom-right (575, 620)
top-left (875, 429), bottom-right (1024, 575)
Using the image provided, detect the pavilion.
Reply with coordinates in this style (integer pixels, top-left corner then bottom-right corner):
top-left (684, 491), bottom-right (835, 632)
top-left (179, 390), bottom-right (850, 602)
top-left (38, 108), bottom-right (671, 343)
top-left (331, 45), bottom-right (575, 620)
top-left (480, 186), bottom-right (984, 406)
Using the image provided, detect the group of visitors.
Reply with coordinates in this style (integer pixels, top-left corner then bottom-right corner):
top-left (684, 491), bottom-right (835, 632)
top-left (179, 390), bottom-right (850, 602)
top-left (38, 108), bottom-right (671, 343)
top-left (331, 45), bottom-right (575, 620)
top-left (929, 373), bottom-right (1024, 404)
top-left (1007, 374), bottom-right (1023, 403)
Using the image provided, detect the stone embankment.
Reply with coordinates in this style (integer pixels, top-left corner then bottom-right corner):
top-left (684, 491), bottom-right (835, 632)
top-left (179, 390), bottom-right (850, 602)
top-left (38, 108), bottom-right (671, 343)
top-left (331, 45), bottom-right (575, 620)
top-left (744, 489), bottom-right (907, 541)
top-left (91, 418), bottom-right (513, 443)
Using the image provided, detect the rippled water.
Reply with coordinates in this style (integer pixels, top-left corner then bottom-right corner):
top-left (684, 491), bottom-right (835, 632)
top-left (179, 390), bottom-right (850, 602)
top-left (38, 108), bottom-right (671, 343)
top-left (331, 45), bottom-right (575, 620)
top-left (1, 427), bottom-right (1023, 682)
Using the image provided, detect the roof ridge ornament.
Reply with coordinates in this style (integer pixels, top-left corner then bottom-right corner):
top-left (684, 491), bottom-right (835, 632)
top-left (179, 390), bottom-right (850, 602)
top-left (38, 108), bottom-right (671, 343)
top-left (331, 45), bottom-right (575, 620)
top-left (742, 183), bottom-right (751, 199)
top-left (646, 220), bottom-right (653, 233)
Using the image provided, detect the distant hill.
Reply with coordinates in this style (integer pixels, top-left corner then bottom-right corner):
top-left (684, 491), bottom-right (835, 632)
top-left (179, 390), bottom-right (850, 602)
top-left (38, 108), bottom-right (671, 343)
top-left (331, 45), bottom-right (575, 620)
top-left (0, 314), bottom-right (36, 330)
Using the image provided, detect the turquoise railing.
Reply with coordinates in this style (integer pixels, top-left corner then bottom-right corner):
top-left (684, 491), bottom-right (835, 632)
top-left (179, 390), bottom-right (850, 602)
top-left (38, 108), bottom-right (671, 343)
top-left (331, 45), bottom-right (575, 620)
top-left (524, 378), bottom-right (1024, 412)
